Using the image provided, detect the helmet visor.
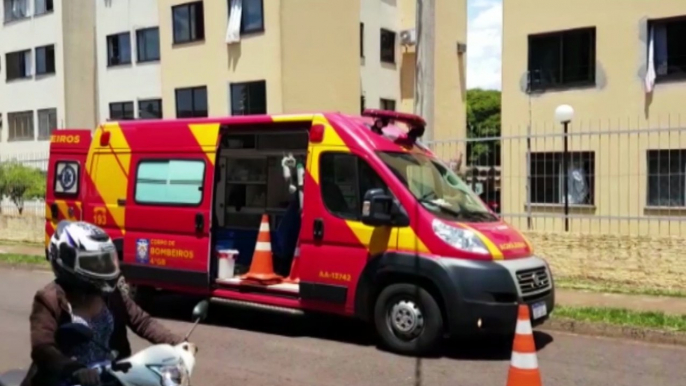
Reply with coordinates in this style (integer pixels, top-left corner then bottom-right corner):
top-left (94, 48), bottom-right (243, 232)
top-left (75, 248), bottom-right (119, 277)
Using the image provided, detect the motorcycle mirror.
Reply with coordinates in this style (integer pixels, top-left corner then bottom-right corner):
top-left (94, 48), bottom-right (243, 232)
top-left (184, 300), bottom-right (209, 341)
top-left (55, 322), bottom-right (93, 349)
top-left (192, 300), bottom-right (209, 322)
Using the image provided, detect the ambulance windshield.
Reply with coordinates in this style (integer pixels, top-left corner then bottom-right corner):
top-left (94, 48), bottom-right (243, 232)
top-left (378, 151), bottom-right (497, 222)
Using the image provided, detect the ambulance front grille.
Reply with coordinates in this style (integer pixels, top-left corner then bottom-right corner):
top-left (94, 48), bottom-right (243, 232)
top-left (516, 266), bottom-right (551, 298)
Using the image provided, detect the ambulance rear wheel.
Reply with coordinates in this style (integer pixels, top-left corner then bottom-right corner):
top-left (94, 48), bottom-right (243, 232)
top-left (374, 283), bottom-right (443, 356)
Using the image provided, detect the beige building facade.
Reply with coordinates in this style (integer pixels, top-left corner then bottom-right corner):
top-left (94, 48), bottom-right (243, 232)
top-left (158, 0), bottom-right (467, 142)
top-left (0, 0), bottom-right (97, 160)
top-left (501, 0), bottom-right (686, 235)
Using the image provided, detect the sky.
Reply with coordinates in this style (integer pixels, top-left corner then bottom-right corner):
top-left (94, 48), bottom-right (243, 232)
top-left (467, 0), bottom-right (503, 90)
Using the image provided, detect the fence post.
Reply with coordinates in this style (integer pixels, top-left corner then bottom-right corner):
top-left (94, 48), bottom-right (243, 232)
top-left (526, 126), bottom-right (532, 230)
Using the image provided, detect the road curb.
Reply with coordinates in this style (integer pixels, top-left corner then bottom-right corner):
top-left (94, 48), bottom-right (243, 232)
top-left (540, 317), bottom-right (686, 346)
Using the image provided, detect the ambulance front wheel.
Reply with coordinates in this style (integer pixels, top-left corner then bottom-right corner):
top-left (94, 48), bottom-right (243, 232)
top-left (373, 283), bottom-right (444, 356)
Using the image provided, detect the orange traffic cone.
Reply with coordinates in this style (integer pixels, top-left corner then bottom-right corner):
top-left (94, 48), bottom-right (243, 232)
top-left (241, 214), bottom-right (283, 285)
top-left (506, 304), bottom-right (542, 386)
top-left (284, 244), bottom-right (301, 284)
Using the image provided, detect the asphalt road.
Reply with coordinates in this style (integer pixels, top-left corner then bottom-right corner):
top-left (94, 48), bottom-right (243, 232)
top-left (1, 267), bottom-right (685, 386)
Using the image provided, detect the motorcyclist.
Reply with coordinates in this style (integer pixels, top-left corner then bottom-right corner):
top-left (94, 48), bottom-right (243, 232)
top-left (20, 220), bottom-right (196, 386)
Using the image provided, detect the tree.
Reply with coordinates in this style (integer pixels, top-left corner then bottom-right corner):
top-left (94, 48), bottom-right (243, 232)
top-left (0, 162), bottom-right (46, 215)
top-left (466, 88), bottom-right (501, 166)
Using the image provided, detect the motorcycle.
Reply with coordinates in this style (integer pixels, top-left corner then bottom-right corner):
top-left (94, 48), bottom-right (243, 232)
top-left (0, 300), bottom-right (209, 386)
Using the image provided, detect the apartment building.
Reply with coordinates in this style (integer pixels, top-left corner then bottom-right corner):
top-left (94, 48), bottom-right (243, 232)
top-left (501, 0), bottom-right (686, 234)
top-left (158, 0), bottom-right (467, 142)
top-left (96, 0), bottom-right (162, 122)
top-left (0, 0), bottom-right (96, 159)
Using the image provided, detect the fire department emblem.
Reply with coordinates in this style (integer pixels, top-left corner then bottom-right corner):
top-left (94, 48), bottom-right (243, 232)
top-left (136, 239), bottom-right (150, 264)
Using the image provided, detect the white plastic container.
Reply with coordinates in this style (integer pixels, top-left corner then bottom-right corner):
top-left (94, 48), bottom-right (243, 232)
top-left (217, 249), bottom-right (239, 279)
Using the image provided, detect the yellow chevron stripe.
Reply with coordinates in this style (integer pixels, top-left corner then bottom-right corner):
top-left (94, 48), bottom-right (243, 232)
top-left (86, 123), bottom-right (131, 235)
top-left (189, 123), bottom-right (220, 166)
top-left (345, 221), bottom-right (430, 256)
top-left (272, 114), bottom-right (315, 122)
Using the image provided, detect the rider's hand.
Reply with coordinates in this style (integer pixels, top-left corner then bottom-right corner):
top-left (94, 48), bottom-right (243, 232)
top-left (73, 368), bottom-right (101, 386)
top-left (181, 341), bottom-right (198, 355)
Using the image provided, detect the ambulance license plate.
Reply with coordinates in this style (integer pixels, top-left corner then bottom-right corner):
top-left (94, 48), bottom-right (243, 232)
top-left (532, 302), bottom-right (547, 319)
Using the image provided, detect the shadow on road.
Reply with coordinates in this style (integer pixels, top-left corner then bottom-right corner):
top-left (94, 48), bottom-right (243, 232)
top-left (143, 292), bottom-right (554, 360)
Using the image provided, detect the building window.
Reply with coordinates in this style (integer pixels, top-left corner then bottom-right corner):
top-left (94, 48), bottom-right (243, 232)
top-left (35, 45), bottom-right (55, 75)
top-left (6, 49), bottom-right (32, 81)
top-left (230, 81), bottom-right (266, 115)
top-left (528, 27), bottom-right (596, 91)
top-left (175, 86), bottom-right (208, 118)
top-left (380, 28), bottom-right (396, 64)
top-left (109, 102), bottom-right (135, 120)
top-left (37, 108), bottom-right (57, 139)
top-left (380, 98), bottom-right (396, 111)
top-left (138, 99), bottom-right (163, 119)
top-left (34, 0), bottom-right (53, 16)
top-left (360, 23), bottom-right (364, 58)
top-left (3, 0), bottom-right (29, 23)
top-left (229, 0), bottom-right (264, 34)
top-left (647, 149), bottom-right (686, 207)
top-left (135, 159), bottom-right (206, 205)
top-left (530, 151), bottom-right (595, 205)
top-left (7, 111), bottom-right (34, 141)
top-left (648, 18), bottom-right (686, 81)
top-left (106, 32), bottom-right (132, 66)
top-left (319, 152), bottom-right (389, 220)
top-left (173, 1), bottom-right (205, 44)
top-left (136, 27), bottom-right (160, 63)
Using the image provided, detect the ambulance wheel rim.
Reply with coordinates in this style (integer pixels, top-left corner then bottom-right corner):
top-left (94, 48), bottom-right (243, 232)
top-left (388, 299), bottom-right (424, 338)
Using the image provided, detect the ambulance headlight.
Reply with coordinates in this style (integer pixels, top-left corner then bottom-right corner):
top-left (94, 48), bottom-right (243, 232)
top-left (432, 219), bottom-right (489, 255)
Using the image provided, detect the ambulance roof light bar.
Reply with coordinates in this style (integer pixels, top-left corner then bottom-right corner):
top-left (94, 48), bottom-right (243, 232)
top-left (362, 109), bottom-right (426, 143)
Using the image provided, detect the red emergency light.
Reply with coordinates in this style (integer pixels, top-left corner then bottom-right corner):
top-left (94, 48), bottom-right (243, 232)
top-left (362, 109), bottom-right (426, 143)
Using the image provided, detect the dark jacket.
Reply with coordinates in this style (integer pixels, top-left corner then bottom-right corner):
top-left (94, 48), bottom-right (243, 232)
top-left (21, 280), bottom-right (182, 386)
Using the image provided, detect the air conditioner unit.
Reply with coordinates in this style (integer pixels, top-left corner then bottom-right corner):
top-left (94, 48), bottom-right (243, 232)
top-left (457, 42), bottom-right (467, 54)
top-left (399, 29), bottom-right (416, 46)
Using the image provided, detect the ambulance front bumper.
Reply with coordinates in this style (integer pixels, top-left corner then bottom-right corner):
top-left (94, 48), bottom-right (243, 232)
top-left (439, 256), bottom-right (555, 335)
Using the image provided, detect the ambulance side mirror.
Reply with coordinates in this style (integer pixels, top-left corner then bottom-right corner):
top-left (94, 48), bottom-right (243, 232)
top-left (361, 189), bottom-right (407, 227)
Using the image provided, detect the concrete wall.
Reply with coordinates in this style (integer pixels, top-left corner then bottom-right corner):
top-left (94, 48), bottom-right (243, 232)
top-left (96, 0), bottom-right (161, 122)
top-left (501, 0), bottom-right (686, 235)
top-left (0, 215), bottom-right (43, 243)
top-left (524, 231), bottom-right (686, 291)
top-left (0, 0), bottom-right (66, 157)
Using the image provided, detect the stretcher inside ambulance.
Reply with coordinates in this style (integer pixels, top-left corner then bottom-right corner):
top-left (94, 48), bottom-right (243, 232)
top-left (45, 110), bottom-right (554, 355)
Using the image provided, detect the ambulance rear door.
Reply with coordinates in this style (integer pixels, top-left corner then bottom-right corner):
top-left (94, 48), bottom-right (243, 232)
top-left (119, 123), bottom-right (219, 292)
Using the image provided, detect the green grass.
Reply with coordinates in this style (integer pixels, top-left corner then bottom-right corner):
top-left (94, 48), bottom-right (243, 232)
top-left (0, 253), bottom-right (48, 267)
top-left (555, 305), bottom-right (686, 332)
top-left (556, 278), bottom-right (686, 298)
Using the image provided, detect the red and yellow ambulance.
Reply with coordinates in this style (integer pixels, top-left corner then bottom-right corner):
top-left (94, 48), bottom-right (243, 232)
top-left (45, 110), bottom-right (554, 355)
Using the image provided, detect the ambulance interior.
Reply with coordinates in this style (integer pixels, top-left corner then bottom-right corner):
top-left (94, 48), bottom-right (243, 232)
top-left (212, 122), bottom-right (310, 290)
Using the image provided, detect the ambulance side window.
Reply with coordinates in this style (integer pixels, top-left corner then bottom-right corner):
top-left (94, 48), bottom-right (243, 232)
top-left (54, 161), bottom-right (80, 196)
top-left (319, 152), bottom-right (387, 220)
top-left (134, 159), bottom-right (206, 205)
